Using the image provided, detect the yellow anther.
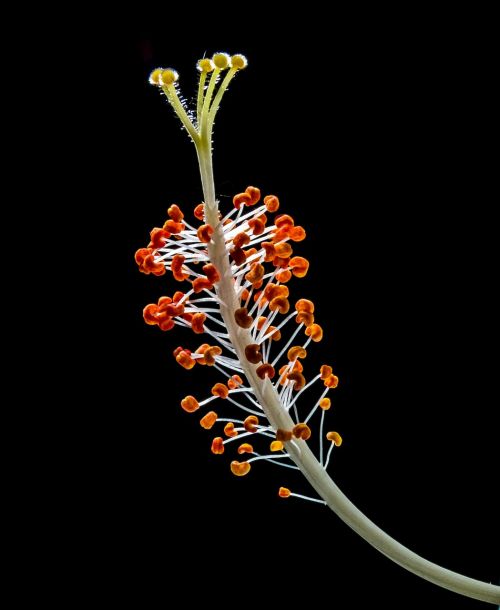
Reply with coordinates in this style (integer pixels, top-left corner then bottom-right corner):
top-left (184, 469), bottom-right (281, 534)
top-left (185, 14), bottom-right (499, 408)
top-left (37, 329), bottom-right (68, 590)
top-left (320, 398), bottom-right (331, 410)
top-left (231, 54), bottom-right (248, 70)
top-left (278, 487), bottom-right (291, 498)
top-left (270, 440), bottom-right (284, 452)
top-left (197, 58), bottom-right (215, 73)
top-left (326, 431), bottom-right (343, 446)
top-left (148, 68), bottom-right (164, 86)
top-left (212, 52), bottom-right (231, 69)
top-left (160, 69), bottom-right (179, 86)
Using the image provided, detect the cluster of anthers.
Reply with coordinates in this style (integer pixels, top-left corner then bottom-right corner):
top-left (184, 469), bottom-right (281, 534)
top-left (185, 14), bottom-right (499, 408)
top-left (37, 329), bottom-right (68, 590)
top-left (136, 185), bottom-right (342, 501)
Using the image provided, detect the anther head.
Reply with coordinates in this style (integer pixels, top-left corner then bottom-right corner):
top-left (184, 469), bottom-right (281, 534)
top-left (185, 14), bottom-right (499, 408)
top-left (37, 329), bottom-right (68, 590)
top-left (212, 52), bottom-right (231, 69)
top-left (278, 487), bottom-right (291, 498)
top-left (197, 58), bottom-right (215, 73)
top-left (326, 431), bottom-right (343, 446)
top-left (230, 461), bottom-right (251, 476)
top-left (231, 54), bottom-right (248, 70)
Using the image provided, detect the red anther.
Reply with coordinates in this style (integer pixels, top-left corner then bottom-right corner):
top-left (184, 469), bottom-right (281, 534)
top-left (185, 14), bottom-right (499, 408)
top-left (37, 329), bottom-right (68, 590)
top-left (305, 323), bottom-right (323, 342)
top-left (158, 317), bottom-right (175, 331)
top-left (296, 311), bottom-right (314, 327)
top-left (234, 307), bottom-right (253, 329)
top-left (135, 248), bottom-right (151, 266)
top-left (233, 232), bottom-right (250, 249)
top-left (230, 247), bottom-right (246, 266)
top-left (233, 192), bottom-right (252, 209)
top-left (272, 256), bottom-right (291, 269)
top-left (211, 437), bottom-right (225, 454)
top-left (224, 422), bottom-right (238, 438)
top-left (278, 487), bottom-right (291, 498)
top-left (203, 263), bottom-right (221, 284)
top-left (248, 217), bottom-right (265, 235)
top-left (293, 423), bottom-right (312, 441)
top-left (272, 227), bottom-right (291, 243)
top-left (326, 431), bottom-right (343, 446)
top-left (245, 263), bottom-right (264, 285)
top-left (270, 441), bottom-right (284, 452)
top-left (192, 277), bottom-right (214, 293)
top-left (295, 299), bottom-right (314, 313)
top-left (276, 269), bottom-right (292, 283)
top-left (164, 219), bottom-right (185, 234)
top-left (324, 374), bottom-right (339, 388)
top-left (237, 443), bottom-right (254, 454)
top-left (244, 343), bottom-right (262, 364)
top-left (256, 363), bottom-right (275, 379)
top-left (181, 395), bottom-right (199, 413)
top-left (266, 326), bottom-right (281, 341)
top-left (193, 203), bottom-right (205, 221)
top-left (252, 279), bottom-right (263, 291)
top-left (230, 461), bottom-right (251, 476)
top-left (143, 303), bottom-right (159, 325)
top-left (243, 247), bottom-right (258, 259)
top-left (212, 382), bottom-right (229, 398)
top-left (287, 346), bottom-right (307, 361)
top-left (176, 350), bottom-right (196, 369)
top-left (287, 371), bottom-right (306, 390)
top-left (167, 204), bottom-right (184, 222)
top-left (320, 365), bottom-right (332, 380)
top-left (140, 252), bottom-right (165, 276)
top-left (269, 296), bottom-right (290, 314)
top-left (191, 312), bottom-right (207, 334)
top-left (172, 291), bottom-right (185, 303)
top-left (165, 302), bottom-right (185, 317)
top-left (264, 283), bottom-right (289, 301)
top-left (173, 346), bottom-right (185, 358)
top-left (245, 186), bottom-right (261, 205)
top-left (289, 256), bottom-right (309, 278)
top-left (171, 254), bottom-right (188, 281)
top-left (276, 429), bottom-right (292, 442)
top-left (149, 227), bottom-right (170, 249)
top-left (264, 195), bottom-right (280, 212)
top-left (253, 291), bottom-right (263, 303)
top-left (289, 226), bottom-right (306, 242)
top-left (157, 296), bottom-right (173, 309)
top-left (244, 415), bottom-right (259, 432)
top-left (240, 288), bottom-right (250, 302)
top-left (275, 214), bottom-right (294, 229)
top-left (261, 242), bottom-right (276, 261)
top-left (256, 316), bottom-right (267, 330)
top-left (200, 411), bottom-right (218, 429)
top-left (274, 242), bottom-right (293, 258)
top-left (194, 343), bottom-right (210, 364)
top-left (197, 223), bottom-right (214, 243)
top-left (227, 374), bottom-right (243, 389)
top-left (320, 398), bottom-right (331, 410)
top-left (204, 346), bottom-right (222, 365)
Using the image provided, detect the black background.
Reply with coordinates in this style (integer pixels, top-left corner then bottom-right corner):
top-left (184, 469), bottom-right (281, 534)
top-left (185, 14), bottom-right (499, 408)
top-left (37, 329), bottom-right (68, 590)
top-left (94, 12), bottom-right (498, 608)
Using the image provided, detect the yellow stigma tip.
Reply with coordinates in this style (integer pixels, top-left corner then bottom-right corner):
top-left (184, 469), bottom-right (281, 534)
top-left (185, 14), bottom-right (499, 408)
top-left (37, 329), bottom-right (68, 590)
top-left (197, 58), bottom-right (215, 73)
top-left (231, 54), bottom-right (248, 70)
top-left (160, 69), bottom-right (179, 86)
top-left (148, 68), bottom-right (164, 86)
top-left (212, 52), bottom-right (231, 69)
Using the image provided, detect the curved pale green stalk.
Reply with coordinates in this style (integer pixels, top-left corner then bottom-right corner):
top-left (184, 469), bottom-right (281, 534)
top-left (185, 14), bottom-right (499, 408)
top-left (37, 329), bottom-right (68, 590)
top-left (153, 58), bottom-right (500, 606)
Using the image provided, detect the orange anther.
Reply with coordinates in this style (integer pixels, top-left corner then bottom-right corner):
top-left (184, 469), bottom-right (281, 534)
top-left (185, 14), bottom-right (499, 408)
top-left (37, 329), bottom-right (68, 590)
top-left (212, 383), bottom-right (229, 399)
top-left (194, 343), bottom-right (210, 365)
top-left (270, 440), bottom-right (284, 452)
top-left (143, 303), bottom-right (159, 325)
top-left (141, 252), bottom-right (165, 276)
top-left (211, 437), bottom-right (225, 454)
top-left (192, 277), bottom-right (214, 293)
top-left (289, 226), bottom-right (306, 242)
top-left (289, 256), bottom-right (309, 278)
top-left (149, 227), bottom-right (170, 249)
top-left (164, 219), bottom-right (185, 234)
top-left (245, 263), bottom-right (264, 285)
top-left (287, 371), bottom-right (306, 390)
top-left (272, 255), bottom-right (290, 269)
top-left (191, 312), bottom-right (207, 334)
top-left (261, 242), bottom-right (276, 261)
top-left (274, 214), bottom-right (294, 229)
top-left (276, 269), bottom-right (292, 283)
top-left (157, 295), bottom-right (173, 310)
top-left (248, 217), bottom-right (265, 235)
top-left (256, 316), bottom-right (267, 330)
top-left (176, 350), bottom-right (196, 370)
top-left (279, 360), bottom-right (303, 376)
top-left (234, 307), bottom-right (253, 329)
top-left (171, 254), bottom-right (188, 281)
top-left (264, 195), bottom-right (280, 213)
top-left (287, 346), bottom-right (307, 361)
top-left (245, 186), bottom-right (261, 205)
top-left (233, 232), bottom-right (250, 248)
top-left (227, 374), bottom-right (243, 389)
top-left (267, 326), bottom-right (281, 341)
top-left (237, 443), bottom-right (254, 454)
top-left (233, 192), bottom-right (252, 209)
top-left (158, 317), bottom-right (175, 331)
top-left (324, 374), bottom-right (339, 388)
top-left (224, 422), bottom-right (238, 438)
top-left (181, 395), bottom-right (199, 413)
top-left (197, 223), bottom-right (214, 243)
top-left (276, 429), bottom-right (292, 442)
top-left (200, 411), bottom-right (218, 429)
top-left (326, 431), bottom-right (343, 446)
top-left (167, 204), bottom-right (184, 222)
top-left (240, 288), bottom-right (250, 302)
top-left (269, 296), bottom-right (290, 314)
top-left (164, 302), bottom-right (185, 317)
top-left (320, 365), bottom-right (332, 380)
top-left (278, 487), bottom-right (291, 498)
top-left (274, 242), bottom-right (293, 258)
top-left (293, 423), bottom-right (312, 441)
top-left (244, 415), bottom-right (259, 432)
top-left (296, 311), bottom-right (314, 327)
top-left (193, 203), bottom-right (205, 221)
top-left (305, 323), bottom-right (323, 342)
top-left (295, 299), bottom-right (315, 314)
top-left (320, 398), bottom-right (331, 410)
top-left (230, 461), bottom-right (251, 476)
top-left (265, 284), bottom-right (289, 300)
top-left (203, 263), bottom-right (220, 284)
top-left (135, 247), bottom-right (151, 266)
top-left (230, 247), bottom-right (246, 266)
top-left (256, 363), bottom-right (275, 379)
top-left (173, 346), bottom-right (186, 358)
top-left (204, 346), bottom-right (222, 366)
top-left (172, 291), bottom-right (185, 303)
top-left (244, 247), bottom-right (258, 259)
top-left (244, 343), bottom-right (262, 364)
